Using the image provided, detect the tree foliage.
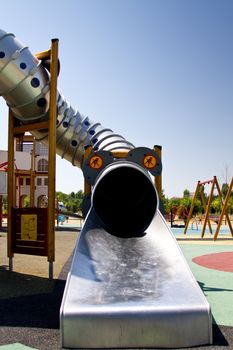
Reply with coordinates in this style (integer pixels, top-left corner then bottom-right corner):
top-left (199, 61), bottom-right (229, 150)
top-left (183, 189), bottom-right (190, 198)
top-left (1, 195), bottom-right (7, 214)
top-left (222, 183), bottom-right (229, 198)
top-left (161, 187), bottom-right (233, 216)
top-left (56, 190), bottom-right (84, 213)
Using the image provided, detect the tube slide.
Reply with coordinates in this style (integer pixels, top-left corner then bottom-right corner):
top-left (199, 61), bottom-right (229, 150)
top-left (0, 28), bottom-right (212, 349)
top-left (0, 29), bottom-right (134, 167)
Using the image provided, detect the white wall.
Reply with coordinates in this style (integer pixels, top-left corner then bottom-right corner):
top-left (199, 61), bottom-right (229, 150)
top-left (0, 150), bottom-right (31, 170)
top-left (1, 149), bottom-right (48, 207)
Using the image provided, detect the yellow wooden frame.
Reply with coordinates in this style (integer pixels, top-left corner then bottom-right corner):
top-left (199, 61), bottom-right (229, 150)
top-left (154, 145), bottom-right (162, 200)
top-left (184, 176), bottom-right (233, 239)
top-left (7, 39), bottom-right (59, 278)
top-left (214, 177), bottom-right (233, 240)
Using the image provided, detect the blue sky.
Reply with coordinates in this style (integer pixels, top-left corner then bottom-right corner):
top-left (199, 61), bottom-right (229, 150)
top-left (0, 0), bottom-right (232, 197)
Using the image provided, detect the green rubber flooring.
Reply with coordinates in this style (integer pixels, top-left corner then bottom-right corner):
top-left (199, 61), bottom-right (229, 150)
top-left (179, 243), bottom-right (233, 327)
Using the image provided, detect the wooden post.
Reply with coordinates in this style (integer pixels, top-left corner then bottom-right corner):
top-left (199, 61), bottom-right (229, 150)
top-left (215, 176), bottom-right (233, 235)
top-left (214, 177), bottom-right (233, 240)
top-left (201, 180), bottom-right (215, 238)
top-left (199, 187), bottom-right (213, 235)
top-left (30, 139), bottom-right (35, 207)
top-left (47, 39), bottom-right (59, 279)
top-left (184, 181), bottom-right (200, 234)
top-left (84, 146), bottom-right (92, 197)
top-left (7, 110), bottom-right (15, 270)
top-left (18, 174), bottom-right (21, 207)
top-left (5, 41), bottom-right (59, 277)
top-left (154, 145), bottom-right (162, 199)
top-left (29, 169), bottom-right (35, 207)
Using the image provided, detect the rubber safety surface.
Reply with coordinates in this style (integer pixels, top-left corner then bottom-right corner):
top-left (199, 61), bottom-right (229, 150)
top-left (193, 252), bottom-right (233, 272)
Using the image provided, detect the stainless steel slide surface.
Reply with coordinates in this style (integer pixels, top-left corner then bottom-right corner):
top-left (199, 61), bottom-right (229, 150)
top-left (60, 210), bottom-right (212, 349)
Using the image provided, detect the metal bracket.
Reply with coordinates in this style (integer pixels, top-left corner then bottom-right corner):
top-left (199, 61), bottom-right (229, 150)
top-left (126, 147), bottom-right (162, 176)
top-left (82, 150), bottom-right (114, 185)
top-left (82, 147), bottom-right (162, 185)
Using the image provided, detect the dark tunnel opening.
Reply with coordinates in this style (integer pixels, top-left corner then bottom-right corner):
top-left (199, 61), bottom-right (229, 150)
top-left (92, 163), bottom-right (158, 237)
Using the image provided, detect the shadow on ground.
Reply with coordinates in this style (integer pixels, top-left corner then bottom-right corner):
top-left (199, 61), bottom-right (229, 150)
top-left (0, 248), bottom-right (74, 330)
top-left (0, 266), bottom-right (65, 329)
top-left (198, 281), bottom-right (233, 294)
top-left (0, 263), bottom-right (68, 349)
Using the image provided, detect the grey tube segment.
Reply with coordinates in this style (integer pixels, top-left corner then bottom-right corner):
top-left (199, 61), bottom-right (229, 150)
top-left (0, 29), bottom-right (134, 167)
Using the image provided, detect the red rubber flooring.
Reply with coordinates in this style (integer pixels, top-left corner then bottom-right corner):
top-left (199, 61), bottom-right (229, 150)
top-left (193, 252), bottom-right (233, 272)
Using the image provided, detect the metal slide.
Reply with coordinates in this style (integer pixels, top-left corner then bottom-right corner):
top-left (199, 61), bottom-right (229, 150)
top-left (61, 209), bottom-right (212, 348)
top-left (0, 29), bottom-right (212, 348)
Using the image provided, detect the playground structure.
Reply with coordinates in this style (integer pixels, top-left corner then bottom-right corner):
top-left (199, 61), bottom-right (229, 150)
top-left (184, 176), bottom-right (233, 240)
top-left (170, 205), bottom-right (189, 228)
top-left (4, 37), bottom-right (58, 276)
top-left (0, 29), bottom-right (212, 348)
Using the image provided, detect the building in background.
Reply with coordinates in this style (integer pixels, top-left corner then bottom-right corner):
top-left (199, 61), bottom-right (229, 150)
top-left (0, 133), bottom-right (48, 208)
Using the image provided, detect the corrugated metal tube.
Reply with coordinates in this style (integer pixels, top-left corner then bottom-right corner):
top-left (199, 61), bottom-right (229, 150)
top-left (0, 28), bottom-right (134, 168)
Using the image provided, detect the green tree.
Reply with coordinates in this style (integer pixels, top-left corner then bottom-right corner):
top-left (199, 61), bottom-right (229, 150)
top-left (227, 196), bottom-right (233, 215)
top-left (160, 190), bottom-right (170, 215)
top-left (211, 197), bottom-right (222, 214)
top-left (56, 190), bottom-right (84, 213)
top-left (2, 195), bottom-right (7, 214)
top-left (24, 196), bottom-right (30, 208)
top-left (193, 199), bottom-right (202, 215)
top-left (222, 183), bottom-right (229, 198)
top-left (183, 189), bottom-right (190, 198)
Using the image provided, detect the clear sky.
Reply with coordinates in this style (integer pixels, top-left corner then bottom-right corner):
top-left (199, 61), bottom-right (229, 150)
top-left (0, 0), bottom-right (232, 197)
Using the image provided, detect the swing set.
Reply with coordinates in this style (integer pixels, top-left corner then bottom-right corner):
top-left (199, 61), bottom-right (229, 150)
top-left (184, 176), bottom-right (233, 240)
